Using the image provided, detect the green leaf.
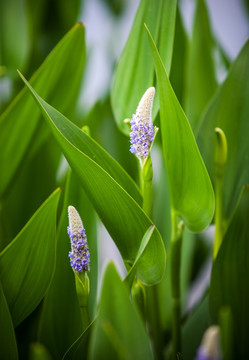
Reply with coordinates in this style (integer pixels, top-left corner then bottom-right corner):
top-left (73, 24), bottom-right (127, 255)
top-left (89, 263), bottom-right (153, 360)
top-left (146, 25), bottom-right (215, 232)
top-left (210, 185), bottom-right (249, 358)
top-left (111, 0), bottom-right (176, 133)
top-left (0, 23), bottom-right (86, 197)
top-left (0, 283), bottom-right (18, 359)
top-left (169, 7), bottom-right (188, 107)
top-left (38, 170), bottom-right (97, 360)
top-left (18, 73), bottom-right (166, 286)
top-left (124, 225), bottom-right (156, 288)
top-left (184, 0), bottom-right (217, 133)
top-left (0, 188), bottom-right (60, 326)
top-left (197, 40), bottom-right (249, 222)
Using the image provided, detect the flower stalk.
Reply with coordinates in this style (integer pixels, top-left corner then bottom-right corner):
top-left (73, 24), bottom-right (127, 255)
top-left (129, 87), bottom-right (164, 358)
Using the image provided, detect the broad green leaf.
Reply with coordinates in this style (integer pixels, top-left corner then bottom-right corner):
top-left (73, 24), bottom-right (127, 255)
top-left (19, 73), bottom-right (166, 285)
top-left (210, 185), bottom-right (249, 358)
top-left (111, 0), bottom-right (176, 133)
top-left (0, 23), bottom-right (86, 197)
top-left (197, 40), bottom-right (249, 222)
top-left (0, 188), bottom-right (60, 326)
top-left (146, 26), bottom-right (215, 232)
top-left (38, 170), bottom-right (97, 360)
top-left (89, 263), bottom-right (153, 360)
top-left (184, 0), bottom-right (217, 133)
top-left (0, 283), bottom-right (18, 359)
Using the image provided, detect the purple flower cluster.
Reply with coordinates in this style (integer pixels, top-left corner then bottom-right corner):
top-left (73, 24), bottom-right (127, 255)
top-left (129, 87), bottom-right (155, 159)
top-left (129, 114), bottom-right (154, 158)
top-left (68, 226), bottom-right (90, 273)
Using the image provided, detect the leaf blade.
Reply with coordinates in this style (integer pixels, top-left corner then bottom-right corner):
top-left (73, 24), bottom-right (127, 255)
top-left (146, 25), bottom-right (215, 232)
top-left (0, 189), bottom-right (61, 326)
top-left (18, 73), bottom-right (166, 286)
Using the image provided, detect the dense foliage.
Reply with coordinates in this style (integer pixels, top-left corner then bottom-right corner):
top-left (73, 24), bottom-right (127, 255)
top-left (0, 0), bottom-right (249, 359)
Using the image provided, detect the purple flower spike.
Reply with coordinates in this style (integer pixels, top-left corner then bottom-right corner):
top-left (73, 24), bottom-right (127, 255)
top-left (129, 87), bottom-right (155, 159)
top-left (67, 206), bottom-right (90, 273)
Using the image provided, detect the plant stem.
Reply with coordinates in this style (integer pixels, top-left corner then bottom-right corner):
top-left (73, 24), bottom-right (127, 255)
top-left (139, 156), bottom-right (163, 359)
top-left (75, 272), bottom-right (90, 332)
top-left (140, 156), bottom-right (153, 218)
top-left (170, 211), bottom-right (184, 359)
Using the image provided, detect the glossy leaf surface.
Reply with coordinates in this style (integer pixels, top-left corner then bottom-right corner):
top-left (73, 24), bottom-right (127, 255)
top-left (146, 26), bottom-right (215, 232)
top-left (19, 74), bottom-right (166, 286)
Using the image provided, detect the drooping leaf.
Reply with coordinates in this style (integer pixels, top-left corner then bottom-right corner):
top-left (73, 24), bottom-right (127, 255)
top-left (146, 25), bottom-right (215, 232)
top-left (89, 263), bottom-right (153, 360)
top-left (37, 170), bottom-right (97, 360)
top-left (0, 282), bottom-right (18, 359)
top-left (197, 40), bottom-right (249, 222)
top-left (0, 23), bottom-right (86, 197)
top-left (184, 0), bottom-right (217, 133)
top-left (111, 0), bottom-right (176, 133)
top-left (210, 185), bottom-right (249, 358)
top-left (0, 188), bottom-right (60, 326)
top-left (18, 73), bottom-right (166, 286)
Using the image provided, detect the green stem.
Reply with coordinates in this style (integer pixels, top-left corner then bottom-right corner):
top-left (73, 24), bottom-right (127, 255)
top-left (170, 211), bottom-right (184, 359)
top-left (139, 155), bottom-right (163, 359)
top-left (75, 272), bottom-right (90, 331)
top-left (141, 156), bottom-right (153, 218)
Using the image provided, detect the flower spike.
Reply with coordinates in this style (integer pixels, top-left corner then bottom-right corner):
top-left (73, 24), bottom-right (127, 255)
top-left (68, 206), bottom-right (90, 273)
top-left (129, 87), bottom-right (155, 159)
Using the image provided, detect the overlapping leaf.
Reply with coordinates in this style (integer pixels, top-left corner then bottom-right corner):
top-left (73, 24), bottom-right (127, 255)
top-left (19, 74), bottom-right (166, 285)
top-left (0, 189), bottom-right (60, 326)
top-left (89, 263), bottom-right (153, 360)
top-left (210, 185), bottom-right (249, 358)
top-left (197, 40), bottom-right (249, 222)
top-left (146, 26), bottom-right (215, 232)
top-left (111, 0), bottom-right (176, 133)
top-left (0, 23), bottom-right (86, 196)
